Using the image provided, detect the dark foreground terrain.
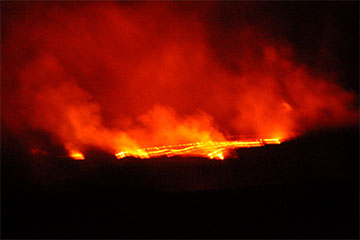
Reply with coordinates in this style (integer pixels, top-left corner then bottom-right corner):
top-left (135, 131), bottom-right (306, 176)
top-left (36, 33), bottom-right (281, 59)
top-left (2, 128), bottom-right (359, 238)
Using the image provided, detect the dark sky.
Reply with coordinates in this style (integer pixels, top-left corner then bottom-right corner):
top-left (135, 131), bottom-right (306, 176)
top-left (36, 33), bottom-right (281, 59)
top-left (204, 1), bottom-right (359, 91)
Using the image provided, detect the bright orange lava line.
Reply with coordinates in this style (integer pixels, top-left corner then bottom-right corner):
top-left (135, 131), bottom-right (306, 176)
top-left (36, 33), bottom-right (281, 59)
top-left (115, 138), bottom-right (282, 160)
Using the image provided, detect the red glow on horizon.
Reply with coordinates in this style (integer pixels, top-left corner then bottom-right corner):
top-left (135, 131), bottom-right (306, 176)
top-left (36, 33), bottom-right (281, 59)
top-left (30, 147), bottom-right (47, 156)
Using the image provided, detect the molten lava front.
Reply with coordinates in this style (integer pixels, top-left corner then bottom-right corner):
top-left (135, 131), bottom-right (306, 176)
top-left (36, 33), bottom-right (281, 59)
top-left (114, 138), bottom-right (281, 160)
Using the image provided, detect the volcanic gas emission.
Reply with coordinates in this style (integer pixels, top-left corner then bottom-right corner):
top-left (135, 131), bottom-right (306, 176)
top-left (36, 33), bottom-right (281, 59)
top-left (2, 2), bottom-right (358, 161)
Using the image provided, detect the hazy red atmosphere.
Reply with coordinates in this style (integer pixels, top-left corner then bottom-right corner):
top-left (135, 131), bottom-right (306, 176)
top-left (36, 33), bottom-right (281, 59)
top-left (2, 2), bottom-right (358, 159)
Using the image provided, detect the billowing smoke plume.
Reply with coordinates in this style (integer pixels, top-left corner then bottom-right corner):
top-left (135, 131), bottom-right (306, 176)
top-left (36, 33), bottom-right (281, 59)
top-left (2, 2), bottom-right (358, 157)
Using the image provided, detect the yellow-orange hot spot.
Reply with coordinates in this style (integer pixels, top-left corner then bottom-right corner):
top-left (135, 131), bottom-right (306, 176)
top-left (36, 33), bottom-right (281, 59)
top-left (115, 152), bottom-right (126, 159)
top-left (70, 151), bottom-right (85, 160)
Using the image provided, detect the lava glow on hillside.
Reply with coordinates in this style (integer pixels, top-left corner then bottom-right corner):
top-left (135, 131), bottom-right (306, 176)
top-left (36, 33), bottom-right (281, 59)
top-left (2, 2), bottom-right (358, 161)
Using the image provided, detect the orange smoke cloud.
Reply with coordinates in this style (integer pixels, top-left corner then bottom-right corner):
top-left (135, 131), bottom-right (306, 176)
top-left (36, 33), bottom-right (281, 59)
top-left (2, 2), bottom-right (358, 159)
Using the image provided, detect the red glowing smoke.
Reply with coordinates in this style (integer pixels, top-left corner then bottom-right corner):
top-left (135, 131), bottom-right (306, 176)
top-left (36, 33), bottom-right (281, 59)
top-left (2, 2), bottom-right (358, 157)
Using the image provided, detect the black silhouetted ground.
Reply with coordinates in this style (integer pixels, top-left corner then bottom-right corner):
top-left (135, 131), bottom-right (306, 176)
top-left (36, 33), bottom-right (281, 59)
top-left (2, 127), bottom-right (359, 238)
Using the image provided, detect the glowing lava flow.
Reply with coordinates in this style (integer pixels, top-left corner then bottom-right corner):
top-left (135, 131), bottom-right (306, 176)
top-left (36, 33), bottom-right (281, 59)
top-left (115, 138), bottom-right (282, 160)
top-left (70, 151), bottom-right (85, 160)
